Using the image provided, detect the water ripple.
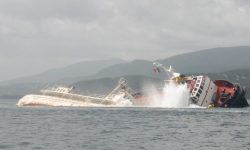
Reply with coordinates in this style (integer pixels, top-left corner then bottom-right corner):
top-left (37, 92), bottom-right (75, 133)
top-left (0, 99), bottom-right (250, 150)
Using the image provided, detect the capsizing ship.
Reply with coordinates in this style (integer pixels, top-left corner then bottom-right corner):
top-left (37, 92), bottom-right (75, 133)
top-left (150, 62), bottom-right (249, 108)
top-left (17, 78), bottom-right (135, 107)
top-left (17, 63), bottom-right (249, 108)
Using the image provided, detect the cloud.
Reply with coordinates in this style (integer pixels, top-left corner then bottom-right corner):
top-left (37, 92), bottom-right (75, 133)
top-left (0, 0), bottom-right (250, 80)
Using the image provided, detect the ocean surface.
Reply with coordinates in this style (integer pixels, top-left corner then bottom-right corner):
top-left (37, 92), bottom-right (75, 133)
top-left (0, 99), bottom-right (250, 150)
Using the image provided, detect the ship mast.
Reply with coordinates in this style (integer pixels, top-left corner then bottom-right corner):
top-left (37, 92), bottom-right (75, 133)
top-left (105, 78), bottom-right (135, 101)
top-left (153, 62), bottom-right (180, 79)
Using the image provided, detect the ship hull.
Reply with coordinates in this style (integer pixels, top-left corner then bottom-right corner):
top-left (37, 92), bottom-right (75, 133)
top-left (210, 80), bottom-right (249, 108)
top-left (17, 94), bottom-right (116, 107)
top-left (220, 84), bottom-right (249, 108)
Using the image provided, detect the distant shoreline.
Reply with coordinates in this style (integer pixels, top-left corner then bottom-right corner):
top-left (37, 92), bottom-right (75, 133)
top-left (0, 95), bottom-right (22, 100)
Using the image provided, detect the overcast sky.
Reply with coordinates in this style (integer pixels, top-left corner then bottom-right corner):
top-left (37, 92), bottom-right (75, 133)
top-left (0, 0), bottom-right (250, 81)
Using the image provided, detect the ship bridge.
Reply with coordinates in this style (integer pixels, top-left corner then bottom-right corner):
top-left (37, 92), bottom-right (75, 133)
top-left (190, 75), bottom-right (217, 107)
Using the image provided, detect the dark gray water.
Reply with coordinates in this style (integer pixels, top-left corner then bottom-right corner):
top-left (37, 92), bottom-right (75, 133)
top-left (0, 99), bottom-right (250, 150)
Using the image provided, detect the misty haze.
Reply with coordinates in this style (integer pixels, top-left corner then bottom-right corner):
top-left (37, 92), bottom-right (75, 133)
top-left (0, 0), bottom-right (250, 150)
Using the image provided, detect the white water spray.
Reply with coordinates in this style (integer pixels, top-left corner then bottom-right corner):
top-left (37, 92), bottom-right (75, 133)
top-left (143, 82), bottom-right (191, 108)
top-left (110, 92), bottom-right (133, 107)
top-left (143, 62), bottom-right (203, 108)
top-left (161, 82), bottom-right (190, 107)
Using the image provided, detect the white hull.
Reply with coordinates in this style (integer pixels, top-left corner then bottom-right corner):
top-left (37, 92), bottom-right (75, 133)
top-left (17, 94), bottom-right (117, 107)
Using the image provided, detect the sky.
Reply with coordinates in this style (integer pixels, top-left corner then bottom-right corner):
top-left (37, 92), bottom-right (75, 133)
top-left (0, 0), bottom-right (250, 81)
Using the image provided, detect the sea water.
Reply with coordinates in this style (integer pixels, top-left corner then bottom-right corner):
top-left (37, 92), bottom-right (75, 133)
top-left (0, 99), bottom-right (250, 150)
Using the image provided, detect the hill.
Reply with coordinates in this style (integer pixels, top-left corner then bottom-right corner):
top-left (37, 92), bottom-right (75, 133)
top-left (73, 75), bottom-right (163, 95)
top-left (1, 46), bottom-right (250, 85)
top-left (82, 46), bottom-right (250, 81)
top-left (0, 83), bottom-right (47, 99)
top-left (0, 59), bottom-right (126, 85)
top-left (58, 59), bottom-right (161, 84)
top-left (158, 46), bottom-right (250, 73)
top-left (0, 75), bottom-right (163, 99)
